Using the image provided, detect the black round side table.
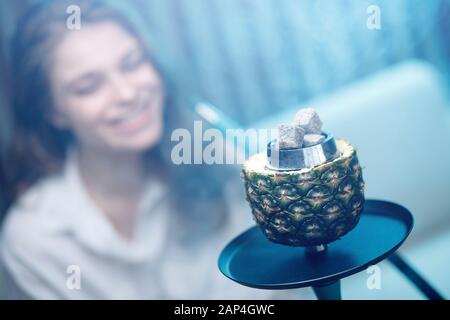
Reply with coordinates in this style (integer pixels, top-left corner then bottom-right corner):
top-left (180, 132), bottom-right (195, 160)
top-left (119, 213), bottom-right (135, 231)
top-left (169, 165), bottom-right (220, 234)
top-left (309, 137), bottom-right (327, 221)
top-left (218, 199), bottom-right (444, 300)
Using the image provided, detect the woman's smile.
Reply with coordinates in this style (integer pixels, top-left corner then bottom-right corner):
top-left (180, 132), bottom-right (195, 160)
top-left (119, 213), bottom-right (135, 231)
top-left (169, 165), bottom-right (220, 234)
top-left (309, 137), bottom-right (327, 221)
top-left (107, 91), bottom-right (159, 135)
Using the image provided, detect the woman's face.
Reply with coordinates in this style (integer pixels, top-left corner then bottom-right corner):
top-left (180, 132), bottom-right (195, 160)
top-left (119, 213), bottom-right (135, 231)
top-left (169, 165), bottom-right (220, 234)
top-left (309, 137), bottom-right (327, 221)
top-left (49, 21), bottom-right (164, 153)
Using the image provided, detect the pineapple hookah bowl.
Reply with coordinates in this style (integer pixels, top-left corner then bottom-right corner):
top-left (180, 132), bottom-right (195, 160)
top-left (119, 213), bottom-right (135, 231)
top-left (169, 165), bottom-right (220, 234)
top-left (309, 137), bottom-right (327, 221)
top-left (269, 132), bottom-right (342, 252)
top-left (218, 134), bottom-right (425, 300)
top-left (244, 132), bottom-right (365, 251)
top-left (265, 132), bottom-right (343, 254)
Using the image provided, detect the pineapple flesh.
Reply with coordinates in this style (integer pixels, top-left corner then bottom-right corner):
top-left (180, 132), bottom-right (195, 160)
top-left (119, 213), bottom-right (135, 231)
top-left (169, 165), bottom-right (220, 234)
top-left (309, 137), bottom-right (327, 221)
top-left (242, 139), bottom-right (365, 247)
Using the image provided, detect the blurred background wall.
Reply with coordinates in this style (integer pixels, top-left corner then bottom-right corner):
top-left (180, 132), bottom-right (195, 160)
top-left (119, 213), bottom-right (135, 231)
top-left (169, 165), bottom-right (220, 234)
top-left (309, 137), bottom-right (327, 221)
top-left (1, 0), bottom-right (449, 126)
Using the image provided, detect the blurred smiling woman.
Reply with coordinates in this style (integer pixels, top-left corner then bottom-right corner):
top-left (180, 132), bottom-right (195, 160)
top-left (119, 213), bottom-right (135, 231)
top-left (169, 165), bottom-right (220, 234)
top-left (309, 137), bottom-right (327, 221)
top-left (0, 0), bottom-right (275, 299)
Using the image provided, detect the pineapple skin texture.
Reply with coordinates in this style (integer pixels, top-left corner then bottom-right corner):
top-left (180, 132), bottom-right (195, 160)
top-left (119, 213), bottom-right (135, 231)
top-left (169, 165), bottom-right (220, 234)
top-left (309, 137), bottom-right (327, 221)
top-left (241, 141), bottom-right (365, 247)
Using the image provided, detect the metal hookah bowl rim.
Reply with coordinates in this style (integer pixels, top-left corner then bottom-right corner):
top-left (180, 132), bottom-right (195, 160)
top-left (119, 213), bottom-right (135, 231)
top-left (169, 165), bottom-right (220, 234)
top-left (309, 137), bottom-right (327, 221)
top-left (266, 131), bottom-right (338, 171)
